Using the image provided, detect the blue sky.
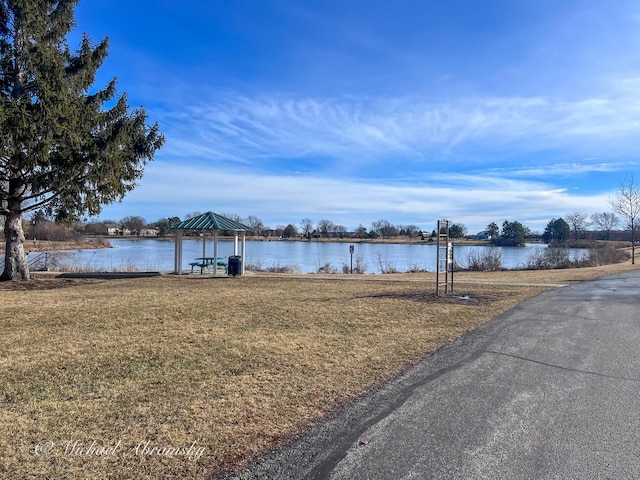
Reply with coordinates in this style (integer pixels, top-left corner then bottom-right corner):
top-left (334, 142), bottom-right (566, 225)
top-left (72, 0), bottom-right (640, 233)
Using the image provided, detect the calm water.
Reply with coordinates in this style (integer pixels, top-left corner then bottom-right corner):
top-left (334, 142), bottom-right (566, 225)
top-left (33, 238), bottom-right (586, 274)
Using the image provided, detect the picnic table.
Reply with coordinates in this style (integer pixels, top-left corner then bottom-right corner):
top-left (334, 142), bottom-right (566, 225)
top-left (189, 257), bottom-right (228, 274)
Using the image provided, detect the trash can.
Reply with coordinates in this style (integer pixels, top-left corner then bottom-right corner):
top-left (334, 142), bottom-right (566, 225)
top-left (228, 256), bottom-right (242, 276)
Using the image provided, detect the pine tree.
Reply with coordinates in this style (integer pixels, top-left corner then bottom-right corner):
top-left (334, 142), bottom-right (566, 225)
top-left (497, 220), bottom-right (530, 247)
top-left (542, 218), bottom-right (571, 244)
top-left (0, 1), bottom-right (164, 280)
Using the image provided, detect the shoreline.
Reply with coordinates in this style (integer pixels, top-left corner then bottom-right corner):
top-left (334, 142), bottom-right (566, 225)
top-left (0, 236), bottom-right (629, 260)
top-left (0, 238), bottom-right (111, 254)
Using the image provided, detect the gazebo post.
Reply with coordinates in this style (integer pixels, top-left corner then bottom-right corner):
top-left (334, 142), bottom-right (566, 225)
top-left (241, 231), bottom-right (246, 274)
top-left (174, 230), bottom-right (183, 274)
top-left (202, 230), bottom-right (207, 259)
top-left (233, 233), bottom-right (238, 256)
top-left (213, 231), bottom-right (219, 277)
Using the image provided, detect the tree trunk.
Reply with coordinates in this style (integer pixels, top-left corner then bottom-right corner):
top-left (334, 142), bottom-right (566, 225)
top-left (1, 211), bottom-right (30, 281)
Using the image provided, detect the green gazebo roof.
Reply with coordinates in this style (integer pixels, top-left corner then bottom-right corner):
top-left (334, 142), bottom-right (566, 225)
top-left (174, 212), bottom-right (253, 231)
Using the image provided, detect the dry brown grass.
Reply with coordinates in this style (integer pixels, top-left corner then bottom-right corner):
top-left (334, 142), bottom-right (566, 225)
top-left (0, 259), bottom-right (637, 478)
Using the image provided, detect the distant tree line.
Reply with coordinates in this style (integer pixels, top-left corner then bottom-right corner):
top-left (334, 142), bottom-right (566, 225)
top-left (4, 209), bottom-right (632, 245)
top-left (7, 189), bottom-right (639, 253)
top-left (73, 214), bottom-right (429, 241)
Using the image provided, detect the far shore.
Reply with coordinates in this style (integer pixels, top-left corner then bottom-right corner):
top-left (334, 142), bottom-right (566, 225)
top-left (85, 234), bottom-right (494, 245)
top-left (0, 238), bottom-right (111, 254)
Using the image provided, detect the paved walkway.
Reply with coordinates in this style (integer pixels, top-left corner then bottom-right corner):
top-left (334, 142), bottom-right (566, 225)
top-left (231, 270), bottom-right (640, 479)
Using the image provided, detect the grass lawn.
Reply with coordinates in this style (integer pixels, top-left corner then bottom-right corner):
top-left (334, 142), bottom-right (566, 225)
top-left (1, 260), bottom-right (638, 478)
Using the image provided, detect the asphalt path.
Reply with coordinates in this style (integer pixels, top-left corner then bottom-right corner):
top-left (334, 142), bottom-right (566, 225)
top-left (229, 270), bottom-right (640, 480)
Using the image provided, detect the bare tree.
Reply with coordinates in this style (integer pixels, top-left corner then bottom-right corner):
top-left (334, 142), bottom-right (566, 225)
top-left (120, 216), bottom-right (146, 236)
top-left (609, 175), bottom-right (640, 264)
top-left (403, 225), bottom-right (420, 239)
top-left (300, 218), bottom-right (314, 239)
top-left (317, 219), bottom-right (334, 237)
top-left (565, 212), bottom-right (589, 241)
top-left (333, 225), bottom-right (348, 238)
top-left (590, 212), bottom-right (619, 240)
top-left (371, 219), bottom-right (397, 238)
top-left (244, 215), bottom-right (264, 236)
top-left (221, 212), bottom-right (243, 223)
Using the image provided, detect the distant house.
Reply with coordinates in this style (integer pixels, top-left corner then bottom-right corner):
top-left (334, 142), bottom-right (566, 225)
top-left (106, 224), bottom-right (131, 236)
top-left (139, 228), bottom-right (159, 237)
top-left (105, 223), bottom-right (120, 236)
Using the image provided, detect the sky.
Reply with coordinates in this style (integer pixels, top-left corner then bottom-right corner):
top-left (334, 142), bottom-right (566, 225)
top-left (70, 0), bottom-right (640, 234)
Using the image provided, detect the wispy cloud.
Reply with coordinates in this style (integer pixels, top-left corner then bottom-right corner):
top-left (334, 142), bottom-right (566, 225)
top-left (478, 161), bottom-right (635, 179)
top-left (154, 80), bottom-right (640, 174)
top-left (102, 161), bottom-right (612, 233)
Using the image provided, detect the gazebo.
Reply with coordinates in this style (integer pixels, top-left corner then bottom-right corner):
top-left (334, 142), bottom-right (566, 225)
top-left (173, 212), bottom-right (254, 275)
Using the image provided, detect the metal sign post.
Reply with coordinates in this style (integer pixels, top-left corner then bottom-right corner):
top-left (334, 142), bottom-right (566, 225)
top-left (349, 245), bottom-right (355, 274)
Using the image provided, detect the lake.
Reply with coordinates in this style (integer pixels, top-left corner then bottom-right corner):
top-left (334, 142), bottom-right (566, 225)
top-left (33, 238), bottom-right (587, 274)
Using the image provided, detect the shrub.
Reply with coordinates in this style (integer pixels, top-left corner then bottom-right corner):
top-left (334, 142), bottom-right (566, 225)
top-left (459, 248), bottom-right (504, 271)
top-left (266, 264), bottom-right (300, 274)
top-left (526, 246), bottom-right (564, 269)
top-left (245, 260), bottom-right (300, 274)
top-left (376, 253), bottom-right (399, 274)
top-left (85, 237), bottom-right (111, 248)
top-left (47, 256), bottom-right (141, 272)
top-left (244, 260), bottom-right (263, 271)
top-left (316, 262), bottom-right (337, 274)
top-left (342, 255), bottom-right (367, 274)
top-left (580, 244), bottom-right (629, 267)
top-left (526, 243), bottom-right (628, 269)
top-left (526, 245), bottom-right (572, 270)
top-left (407, 263), bottom-right (428, 273)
